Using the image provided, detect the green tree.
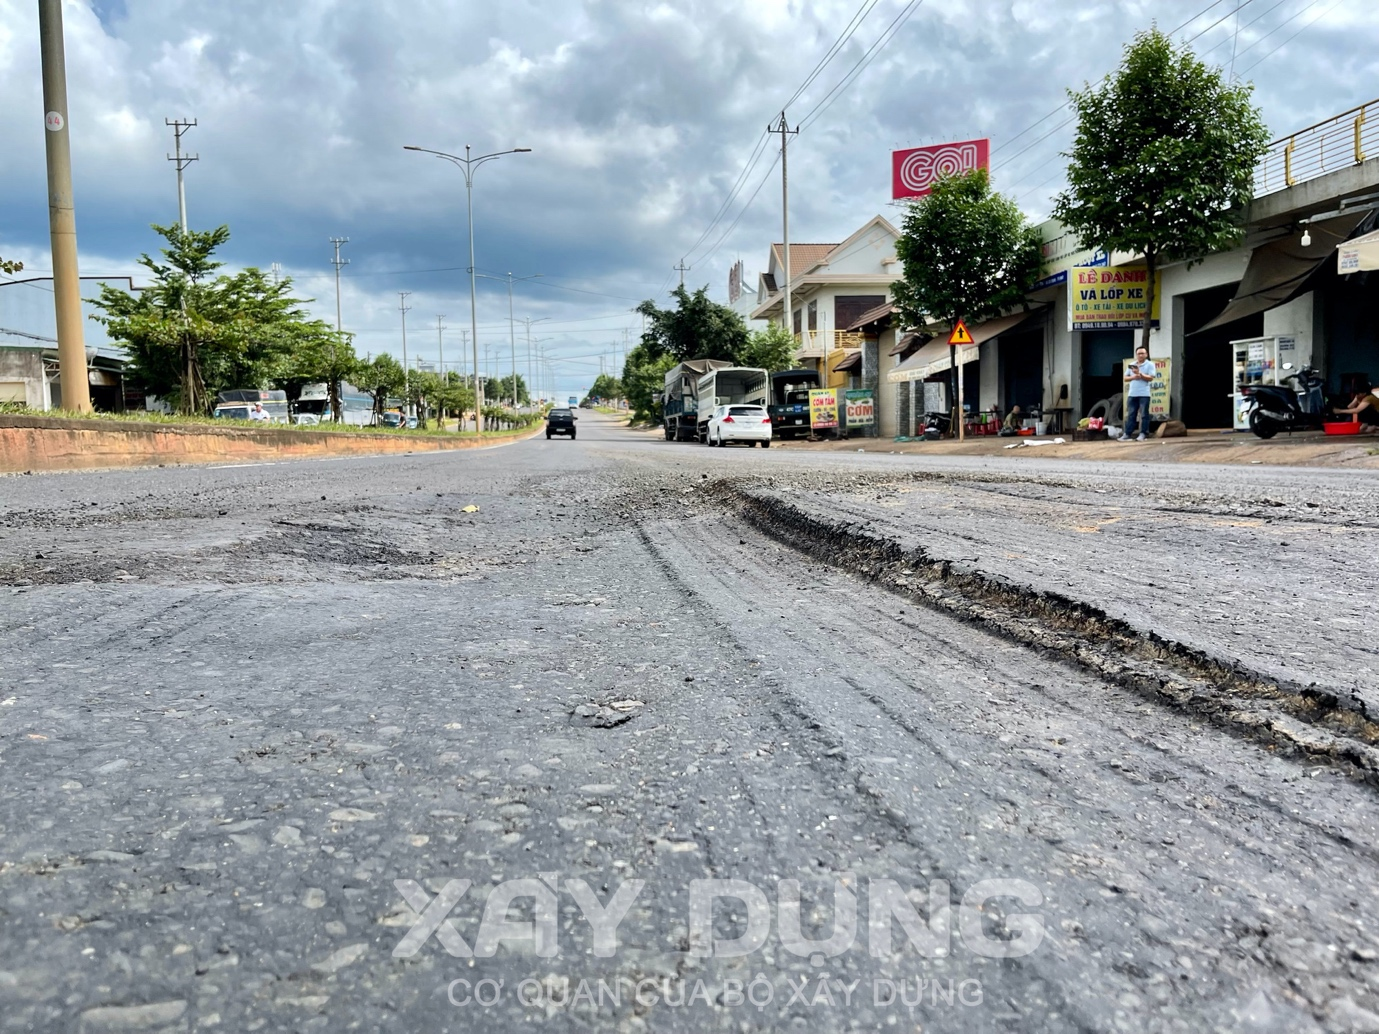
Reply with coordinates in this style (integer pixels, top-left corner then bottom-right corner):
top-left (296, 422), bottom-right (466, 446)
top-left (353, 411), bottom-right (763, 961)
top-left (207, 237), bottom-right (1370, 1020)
top-left (92, 223), bottom-right (337, 415)
top-left (1053, 27), bottom-right (1269, 350)
top-left (584, 373), bottom-right (622, 404)
top-left (355, 353), bottom-right (407, 420)
top-left (893, 168), bottom-right (1042, 332)
top-left (738, 322), bottom-right (798, 373)
top-left (406, 371), bottom-right (443, 428)
top-left (277, 325), bottom-right (357, 422)
top-left (621, 345), bottom-right (676, 422)
top-left (636, 284), bottom-right (749, 363)
top-left (487, 373), bottom-right (530, 407)
top-left (0, 256), bottom-right (22, 275)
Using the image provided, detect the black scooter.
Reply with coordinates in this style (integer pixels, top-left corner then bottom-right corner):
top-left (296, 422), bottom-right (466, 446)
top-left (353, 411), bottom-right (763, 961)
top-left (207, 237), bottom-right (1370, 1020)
top-left (1242, 363), bottom-right (1326, 439)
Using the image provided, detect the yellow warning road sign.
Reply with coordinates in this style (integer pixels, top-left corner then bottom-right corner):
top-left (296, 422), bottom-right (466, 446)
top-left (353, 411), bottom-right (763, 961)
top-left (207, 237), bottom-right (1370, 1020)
top-left (948, 319), bottom-right (974, 346)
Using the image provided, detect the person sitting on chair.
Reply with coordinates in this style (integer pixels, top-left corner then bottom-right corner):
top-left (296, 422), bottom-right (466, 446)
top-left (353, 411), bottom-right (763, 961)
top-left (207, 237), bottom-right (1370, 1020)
top-left (1001, 405), bottom-right (1022, 435)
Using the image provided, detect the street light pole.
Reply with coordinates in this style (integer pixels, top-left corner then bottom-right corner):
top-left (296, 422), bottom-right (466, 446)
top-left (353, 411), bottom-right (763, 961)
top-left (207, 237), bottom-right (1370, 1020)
top-left (404, 143), bottom-right (532, 432)
top-left (399, 291), bottom-right (411, 415)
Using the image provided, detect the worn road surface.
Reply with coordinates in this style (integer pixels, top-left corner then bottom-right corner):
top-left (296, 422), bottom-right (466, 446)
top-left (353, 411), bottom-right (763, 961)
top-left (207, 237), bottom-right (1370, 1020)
top-left (3, 412), bottom-right (1379, 1033)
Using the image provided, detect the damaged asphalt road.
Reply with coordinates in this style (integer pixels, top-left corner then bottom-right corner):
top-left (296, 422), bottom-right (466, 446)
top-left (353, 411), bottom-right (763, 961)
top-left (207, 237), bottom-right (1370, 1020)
top-left (2, 411), bottom-right (1379, 1033)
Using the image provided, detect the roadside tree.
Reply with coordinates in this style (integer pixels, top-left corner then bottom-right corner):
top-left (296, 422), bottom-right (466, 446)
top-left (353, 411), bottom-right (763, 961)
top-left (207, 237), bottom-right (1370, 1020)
top-left (893, 169), bottom-right (1042, 411)
top-left (621, 345), bottom-right (676, 422)
top-left (92, 224), bottom-right (336, 415)
top-left (584, 373), bottom-right (622, 404)
top-left (487, 373), bottom-right (530, 408)
top-left (0, 256), bottom-right (21, 275)
top-left (636, 285), bottom-right (749, 363)
top-left (277, 324), bottom-right (357, 422)
top-left (355, 354), bottom-right (407, 420)
top-left (1053, 27), bottom-right (1269, 350)
top-left (738, 322), bottom-right (798, 373)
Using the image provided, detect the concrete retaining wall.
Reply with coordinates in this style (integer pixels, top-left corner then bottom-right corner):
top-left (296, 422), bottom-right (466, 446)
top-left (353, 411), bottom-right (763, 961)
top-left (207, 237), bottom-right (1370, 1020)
top-left (0, 415), bottom-right (537, 473)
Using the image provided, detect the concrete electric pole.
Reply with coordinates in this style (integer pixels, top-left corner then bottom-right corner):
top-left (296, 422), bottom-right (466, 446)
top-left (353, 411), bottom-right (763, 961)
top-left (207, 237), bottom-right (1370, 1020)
top-left (770, 112), bottom-right (799, 356)
top-left (165, 118), bottom-right (198, 232)
top-left (38, 0), bottom-right (91, 412)
top-left (329, 237), bottom-right (349, 333)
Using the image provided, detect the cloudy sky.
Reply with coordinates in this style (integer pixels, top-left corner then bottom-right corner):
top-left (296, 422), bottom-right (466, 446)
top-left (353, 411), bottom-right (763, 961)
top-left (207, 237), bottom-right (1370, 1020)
top-left (1, 0), bottom-right (1375, 397)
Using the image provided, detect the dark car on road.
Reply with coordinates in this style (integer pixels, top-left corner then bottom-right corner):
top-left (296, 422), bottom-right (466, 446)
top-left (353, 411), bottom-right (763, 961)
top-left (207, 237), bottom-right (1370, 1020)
top-left (546, 408), bottom-right (577, 440)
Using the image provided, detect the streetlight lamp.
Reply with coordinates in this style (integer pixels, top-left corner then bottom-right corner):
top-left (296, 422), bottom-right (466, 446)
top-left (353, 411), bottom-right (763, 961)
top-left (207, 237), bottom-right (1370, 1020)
top-left (404, 143), bottom-right (532, 433)
top-left (477, 271), bottom-right (541, 410)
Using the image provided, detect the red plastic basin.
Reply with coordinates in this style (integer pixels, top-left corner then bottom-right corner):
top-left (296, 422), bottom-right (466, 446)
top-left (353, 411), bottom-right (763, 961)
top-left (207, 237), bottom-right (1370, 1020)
top-left (1323, 421), bottom-right (1362, 436)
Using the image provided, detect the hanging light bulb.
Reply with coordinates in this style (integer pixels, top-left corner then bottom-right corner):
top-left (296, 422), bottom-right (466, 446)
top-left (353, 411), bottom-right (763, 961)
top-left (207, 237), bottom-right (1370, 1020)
top-left (1301, 227), bottom-right (1312, 247)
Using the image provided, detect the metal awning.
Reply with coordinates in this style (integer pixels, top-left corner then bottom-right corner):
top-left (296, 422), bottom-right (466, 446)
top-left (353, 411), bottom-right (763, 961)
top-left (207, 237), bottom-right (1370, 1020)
top-left (888, 331), bottom-right (928, 356)
top-left (832, 350), bottom-right (862, 373)
top-left (1339, 228), bottom-right (1379, 273)
top-left (1197, 212), bottom-right (1369, 332)
top-left (846, 302), bottom-right (895, 331)
top-left (885, 310), bottom-right (1043, 384)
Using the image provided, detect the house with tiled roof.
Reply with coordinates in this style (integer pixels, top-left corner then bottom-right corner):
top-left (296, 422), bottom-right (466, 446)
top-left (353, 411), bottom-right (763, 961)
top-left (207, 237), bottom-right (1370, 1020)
top-left (750, 216), bottom-right (903, 388)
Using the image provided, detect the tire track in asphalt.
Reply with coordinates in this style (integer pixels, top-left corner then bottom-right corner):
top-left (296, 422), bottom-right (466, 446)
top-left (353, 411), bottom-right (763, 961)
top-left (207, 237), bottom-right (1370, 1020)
top-left (641, 513), bottom-right (1379, 1030)
top-left (720, 483), bottom-right (1379, 785)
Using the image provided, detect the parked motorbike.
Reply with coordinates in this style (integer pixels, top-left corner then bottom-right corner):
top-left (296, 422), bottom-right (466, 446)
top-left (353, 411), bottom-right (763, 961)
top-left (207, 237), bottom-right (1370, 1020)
top-left (922, 411), bottom-right (951, 439)
top-left (1242, 363), bottom-right (1326, 439)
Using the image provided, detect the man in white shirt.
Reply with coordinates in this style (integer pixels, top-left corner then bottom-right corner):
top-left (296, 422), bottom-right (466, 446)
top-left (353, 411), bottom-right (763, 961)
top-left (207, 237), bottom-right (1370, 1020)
top-left (1120, 346), bottom-right (1156, 442)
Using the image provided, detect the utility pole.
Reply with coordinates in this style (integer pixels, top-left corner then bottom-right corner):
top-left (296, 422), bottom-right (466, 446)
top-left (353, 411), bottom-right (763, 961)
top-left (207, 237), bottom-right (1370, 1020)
top-left (38, 0), bottom-right (90, 412)
top-left (523, 318), bottom-right (535, 412)
top-left (770, 112), bottom-right (799, 358)
top-left (399, 291), bottom-right (411, 415)
top-left (329, 237), bottom-right (349, 332)
top-left (436, 315), bottom-right (446, 376)
top-left (436, 315), bottom-right (446, 430)
top-left (165, 118), bottom-right (198, 232)
top-left (675, 259), bottom-right (689, 288)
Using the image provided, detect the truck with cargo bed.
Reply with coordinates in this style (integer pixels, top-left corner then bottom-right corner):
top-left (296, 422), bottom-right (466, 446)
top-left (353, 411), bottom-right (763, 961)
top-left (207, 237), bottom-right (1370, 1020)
top-left (662, 359), bottom-right (732, 442)
top-left (694, 366), bottom-right (769, 442)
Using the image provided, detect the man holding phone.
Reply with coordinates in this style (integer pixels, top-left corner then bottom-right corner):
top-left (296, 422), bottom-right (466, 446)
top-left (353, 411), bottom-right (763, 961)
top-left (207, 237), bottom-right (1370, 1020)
top-left (1120, 346), bottom-right (1155, 442)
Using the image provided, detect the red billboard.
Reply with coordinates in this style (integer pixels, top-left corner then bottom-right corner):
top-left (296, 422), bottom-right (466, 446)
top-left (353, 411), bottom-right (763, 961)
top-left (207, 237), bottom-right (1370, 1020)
top-left (892, 138), bottom-right (990, 200)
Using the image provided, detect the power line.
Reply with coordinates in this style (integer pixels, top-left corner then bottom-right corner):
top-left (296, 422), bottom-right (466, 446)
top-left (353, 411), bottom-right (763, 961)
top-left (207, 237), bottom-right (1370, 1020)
top-left (990, 0), bottom-right (1256, 169)
top-left (798, 0), bottom-right (928, 131)
top-left (678, 0), bottom-right (893, 272)
top-left (1234, 0), bottom-right (1338, 70)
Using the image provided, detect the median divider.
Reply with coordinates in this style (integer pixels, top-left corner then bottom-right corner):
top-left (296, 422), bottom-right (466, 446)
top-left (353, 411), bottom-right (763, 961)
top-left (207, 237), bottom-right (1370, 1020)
top-left (0, 414), bottom-right (544, 474)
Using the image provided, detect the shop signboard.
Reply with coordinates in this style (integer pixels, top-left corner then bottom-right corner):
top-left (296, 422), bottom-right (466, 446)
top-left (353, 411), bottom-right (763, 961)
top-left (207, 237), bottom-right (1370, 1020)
top-left (809, 388), bottom-right (839, 429)
top-left (1121, 357), bottom-right (1172, 419)
top-left (844, 389), bottom-right (875, 426)
top-left (892, 139), bottom-right (989, 200)
top-left (1070, 265), bottom-right (1162, 330)
top-left (1035, 219), bottom-right (1109, 289)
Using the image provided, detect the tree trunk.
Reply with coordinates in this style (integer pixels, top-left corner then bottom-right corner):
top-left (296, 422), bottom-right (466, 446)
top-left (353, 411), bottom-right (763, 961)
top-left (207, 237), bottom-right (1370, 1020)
top-left (329, 380), bottom-right (341, 423)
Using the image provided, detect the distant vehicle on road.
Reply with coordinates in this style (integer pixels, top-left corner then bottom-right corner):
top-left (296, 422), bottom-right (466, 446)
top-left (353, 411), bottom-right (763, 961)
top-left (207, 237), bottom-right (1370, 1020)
top-left (546, 408), bottom-right (577, 440)
top-left (213, 389), bottom-right (288, 423)
top-left (292, 382), bottom-right (375, 425)
top-left (380, 412), bottom-right (407, 429)
top-left (707, 404), bottom-right (772, 447)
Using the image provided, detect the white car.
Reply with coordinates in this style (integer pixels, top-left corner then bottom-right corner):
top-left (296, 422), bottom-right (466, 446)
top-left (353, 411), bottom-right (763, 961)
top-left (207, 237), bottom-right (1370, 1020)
top-left (706, 404), bottom-right (773, 448)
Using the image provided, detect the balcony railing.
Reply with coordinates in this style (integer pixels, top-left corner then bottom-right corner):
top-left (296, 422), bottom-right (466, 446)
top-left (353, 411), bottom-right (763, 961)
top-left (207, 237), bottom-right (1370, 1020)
top-left (794, 329), bottom-right (865, 358)
top-left (1255, 98), bottom-right (1376, 197)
